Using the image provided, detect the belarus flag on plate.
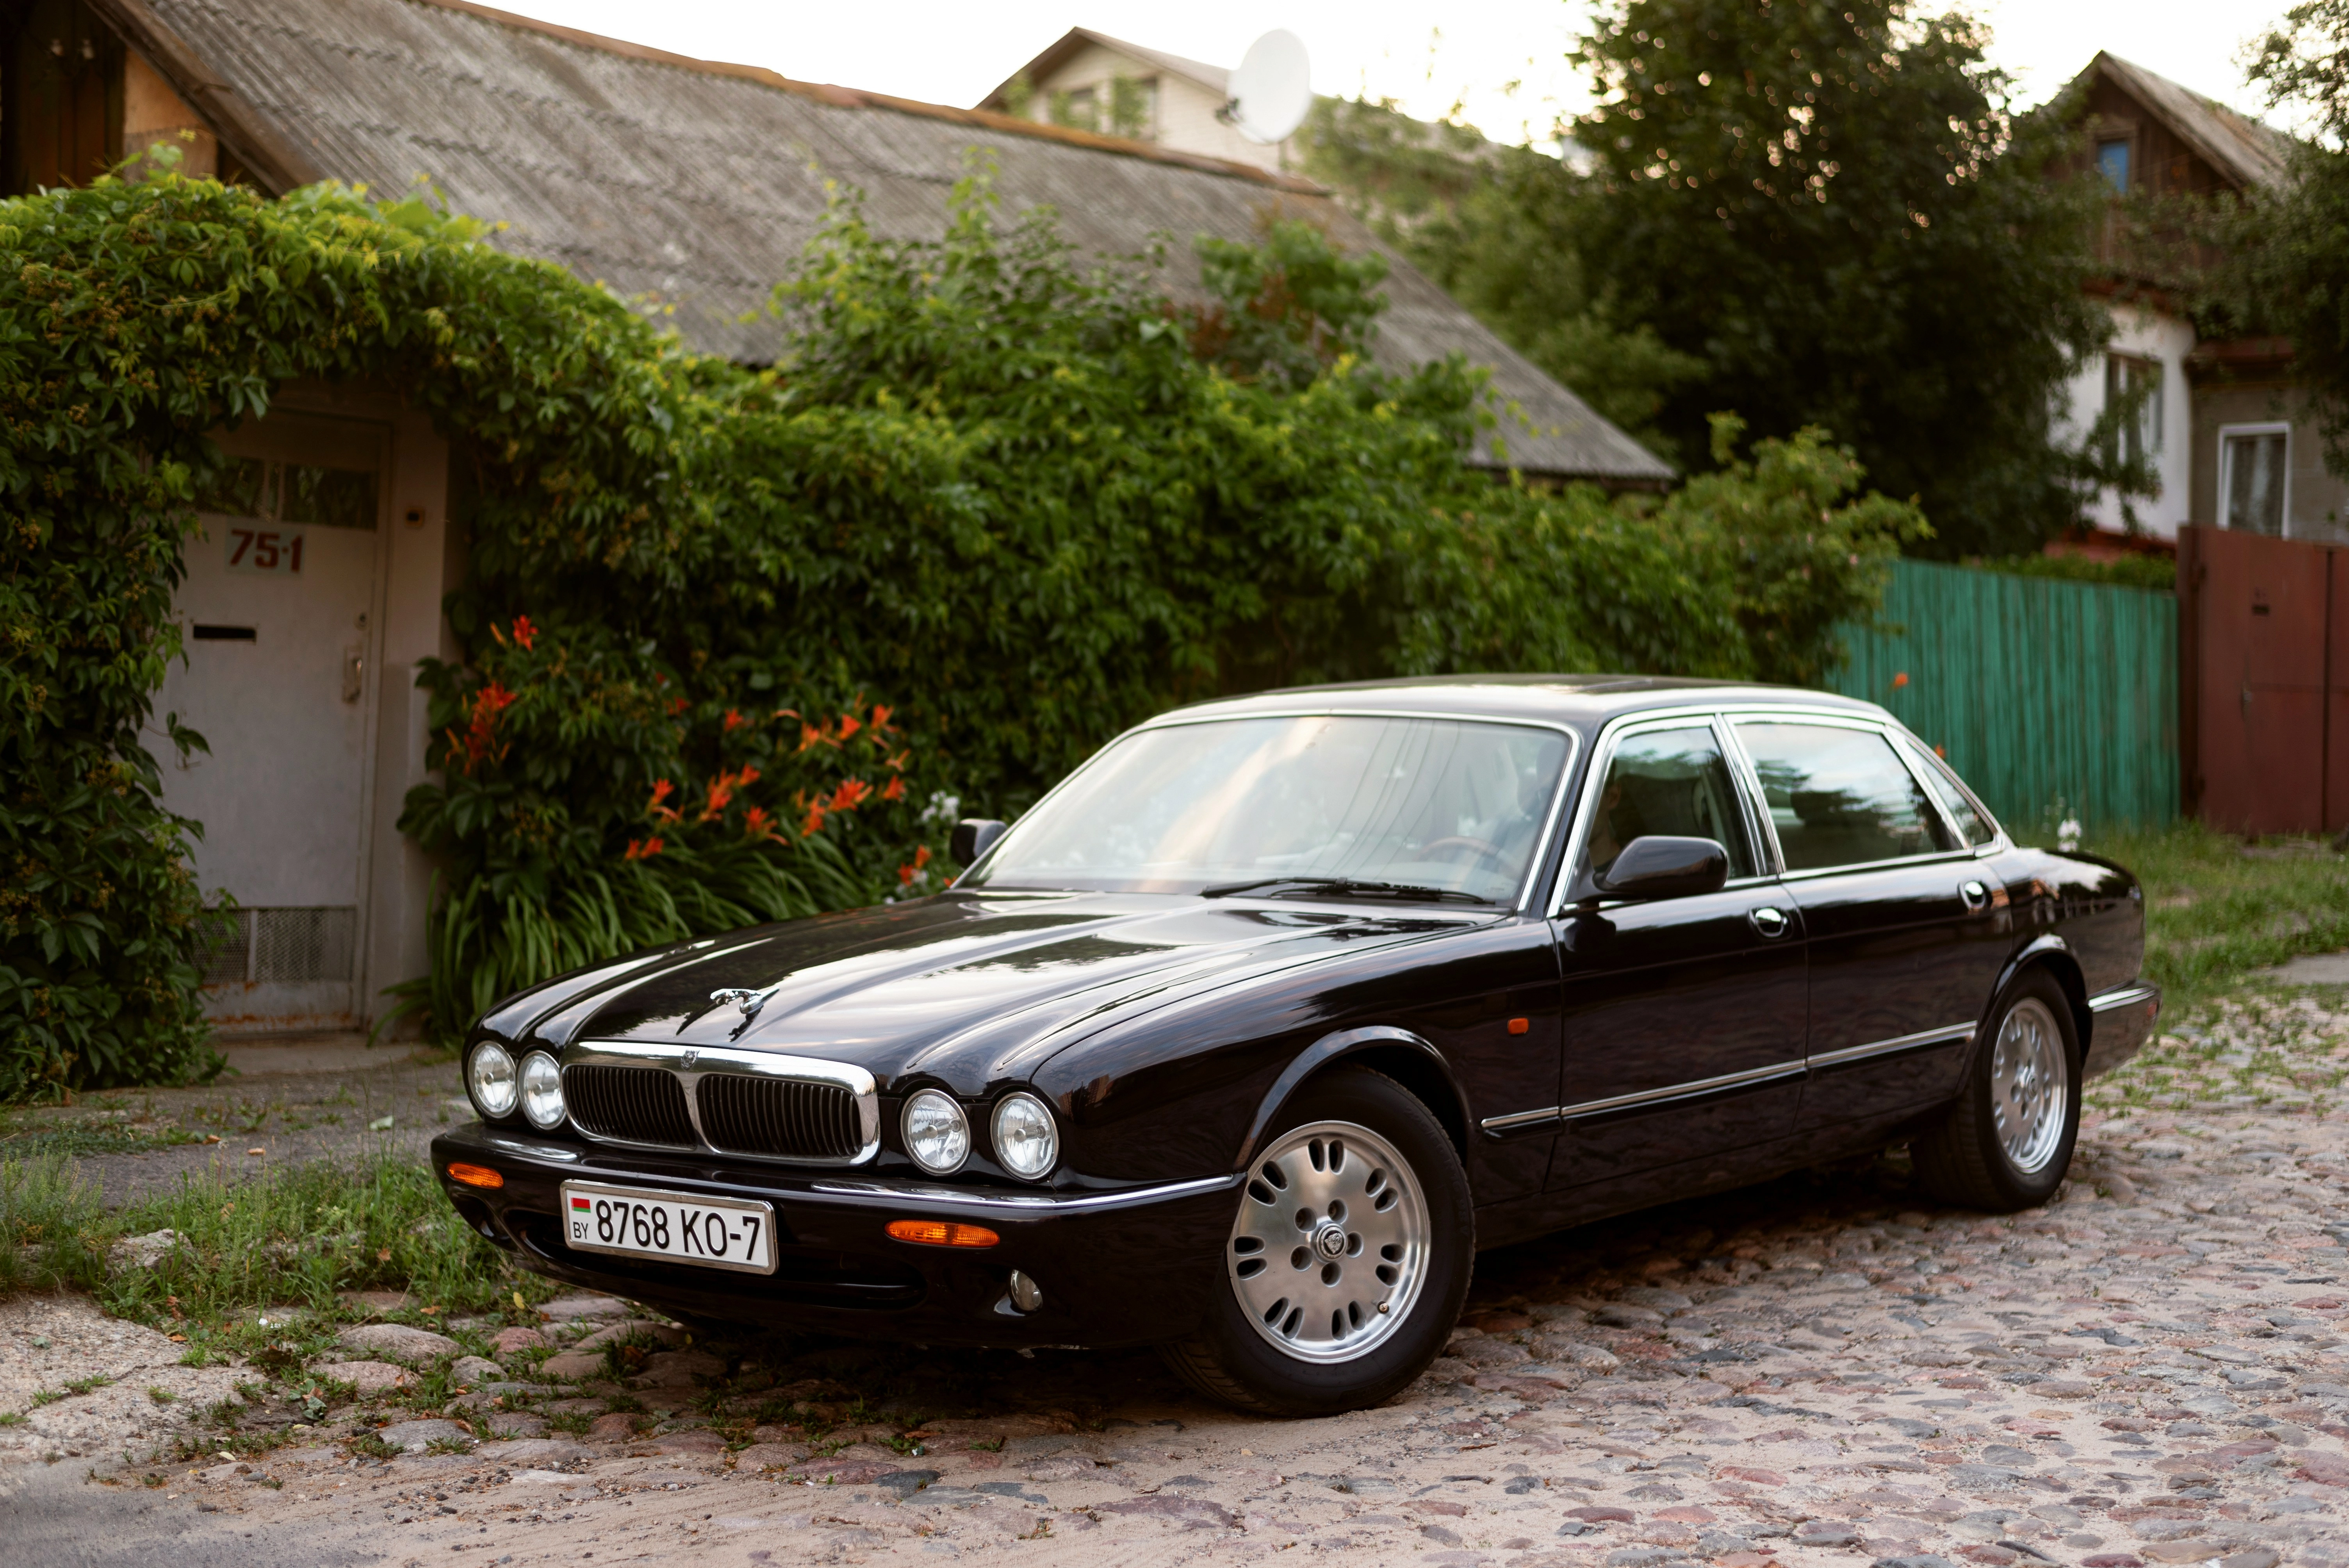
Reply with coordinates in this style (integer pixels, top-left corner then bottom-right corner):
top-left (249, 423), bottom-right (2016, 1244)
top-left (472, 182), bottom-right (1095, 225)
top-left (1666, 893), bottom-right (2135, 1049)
top-left (571, 1196), bottom-right (592, 1211)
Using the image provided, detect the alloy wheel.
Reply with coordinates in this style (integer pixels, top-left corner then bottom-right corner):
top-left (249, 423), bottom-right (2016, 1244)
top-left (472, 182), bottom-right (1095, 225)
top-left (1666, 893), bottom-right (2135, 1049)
top-left (1989, 996), bottom-right (2068, 1174)
top-left (1226, 1119), bottom-right (1429, 1363)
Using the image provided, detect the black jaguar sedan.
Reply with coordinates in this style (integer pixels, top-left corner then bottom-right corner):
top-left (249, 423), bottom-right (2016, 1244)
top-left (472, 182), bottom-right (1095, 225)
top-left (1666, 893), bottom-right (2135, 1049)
top-left (431, 677), bottom-right (2159, 1415)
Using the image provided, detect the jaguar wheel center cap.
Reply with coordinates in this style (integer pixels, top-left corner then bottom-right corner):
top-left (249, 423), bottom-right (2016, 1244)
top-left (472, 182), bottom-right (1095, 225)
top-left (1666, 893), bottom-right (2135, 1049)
top-left (1314, 1222), bottom-right (1349, 1260)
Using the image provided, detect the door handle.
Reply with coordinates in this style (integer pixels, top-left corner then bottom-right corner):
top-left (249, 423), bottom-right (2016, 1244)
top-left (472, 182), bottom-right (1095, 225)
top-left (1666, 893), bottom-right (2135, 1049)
top-left (1960, 879), bottom-right (1989, 912)
top-left (1749, 906), bottom-right (1790, 939)
top-left (341, 643), bottom-right (364, 704)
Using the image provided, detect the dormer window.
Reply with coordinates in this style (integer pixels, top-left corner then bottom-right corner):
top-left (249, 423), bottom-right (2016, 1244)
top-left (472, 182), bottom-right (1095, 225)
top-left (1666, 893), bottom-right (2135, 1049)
top-left (2096, 138), bottom-right (2131, 193)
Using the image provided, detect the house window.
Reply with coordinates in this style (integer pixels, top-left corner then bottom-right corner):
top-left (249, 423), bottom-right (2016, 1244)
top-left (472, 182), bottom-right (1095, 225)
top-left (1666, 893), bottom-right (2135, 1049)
top-left (2220, 424), bottom-right (2290, 536)
top-left (1048, 85), bottom-right (1098, 133)
top-left (2103, 353), bottom-right (2163, 469)
top-left (2097, 138), bottom-right (2131, 193)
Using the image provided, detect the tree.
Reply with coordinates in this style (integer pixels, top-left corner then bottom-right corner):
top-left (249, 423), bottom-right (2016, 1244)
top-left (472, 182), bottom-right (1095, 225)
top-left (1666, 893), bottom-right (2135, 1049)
top-left (1563, 0), bottom-right (2112, 556)
top-left (1300, 96), bottom-right (1704, 454)
top-left (2235, 2), bottom-right (2349, 472)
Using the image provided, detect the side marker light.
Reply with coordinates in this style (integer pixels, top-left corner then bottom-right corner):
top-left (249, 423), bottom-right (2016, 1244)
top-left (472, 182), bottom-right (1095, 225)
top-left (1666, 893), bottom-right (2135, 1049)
top-left (1506, 1017), bottom-right (1530, 1035)
top-left (886, 1219), bottom-right (1000, 1248)
top-left (446, 1162), bottom-right (504, 1189)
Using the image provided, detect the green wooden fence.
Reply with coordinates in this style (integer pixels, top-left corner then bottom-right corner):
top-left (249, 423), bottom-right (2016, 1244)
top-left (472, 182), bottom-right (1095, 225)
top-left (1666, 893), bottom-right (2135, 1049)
top-left (1823, 559), bottom-right (2178, 833)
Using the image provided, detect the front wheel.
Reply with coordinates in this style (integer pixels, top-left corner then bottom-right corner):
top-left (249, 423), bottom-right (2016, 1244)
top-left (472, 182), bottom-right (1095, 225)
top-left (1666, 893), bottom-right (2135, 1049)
top-left (1912, 970), bottom-right (2080, 1212)
top-left (1159, 1067), bottom-right (1472, 1416)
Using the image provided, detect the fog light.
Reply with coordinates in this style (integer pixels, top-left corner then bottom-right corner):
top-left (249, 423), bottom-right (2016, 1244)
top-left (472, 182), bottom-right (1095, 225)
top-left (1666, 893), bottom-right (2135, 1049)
top-left (519, 1050), bottom-right (566, 1131)
top-left (467, 1041), bottom-right (517, 1119)
top-left (1007, 1269), bottom-right (1043, 1313)
top-left (886, 1219), bottom-right (999, 1248)
top-left (446, 1162), bottom-right (503, 1189)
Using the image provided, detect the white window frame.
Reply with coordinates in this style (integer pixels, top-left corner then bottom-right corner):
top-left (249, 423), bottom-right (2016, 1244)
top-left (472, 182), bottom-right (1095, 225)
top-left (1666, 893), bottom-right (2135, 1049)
top-left (2217, 421), bottom-right (2293, 536)
top-left (2105, 352), bottom-right (2164, 463)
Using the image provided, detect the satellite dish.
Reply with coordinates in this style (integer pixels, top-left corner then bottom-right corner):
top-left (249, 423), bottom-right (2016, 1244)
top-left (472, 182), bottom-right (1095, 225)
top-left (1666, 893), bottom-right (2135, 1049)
top-left (1223, 29), bottom-right (1312, 144)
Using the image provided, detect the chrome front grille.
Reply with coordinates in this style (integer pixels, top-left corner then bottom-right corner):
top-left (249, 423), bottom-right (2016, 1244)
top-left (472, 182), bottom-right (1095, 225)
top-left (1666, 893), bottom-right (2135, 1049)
top-left (564, 1064), bottom-right (697, 1148)
top-left (698, 1074), bottom-right (863, 1160)
top-left (558, 1042), bottom-right (880, 1165)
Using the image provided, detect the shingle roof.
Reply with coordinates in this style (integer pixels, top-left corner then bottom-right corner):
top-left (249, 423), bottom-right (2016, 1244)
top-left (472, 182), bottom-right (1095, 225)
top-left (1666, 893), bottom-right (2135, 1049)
top-left (2079, 52), bottom-right (2294, 192)
top-left (94, 0), bottom-right (1674, 486)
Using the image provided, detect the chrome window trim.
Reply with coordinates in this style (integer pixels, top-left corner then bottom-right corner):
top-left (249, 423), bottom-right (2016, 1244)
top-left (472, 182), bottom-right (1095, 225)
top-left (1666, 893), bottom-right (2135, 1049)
top-left (809, 1173), bottom-right (1239, 1212)
top-left (1890, 731), bottom-right (2012, 855)
top-left (1807, 1021), bottom-right (1975, 1070)
top-left (2089, 984), bottom-right (2160, 1014)
top-left (968, 707), bottom-right (1583, 917)
top-left (561, 1039), bottom-right (881, 1166)
top-left (1720, 709), bottom-right (1987, 880)
top-left (1549, 705), bottom-right (1776, 918)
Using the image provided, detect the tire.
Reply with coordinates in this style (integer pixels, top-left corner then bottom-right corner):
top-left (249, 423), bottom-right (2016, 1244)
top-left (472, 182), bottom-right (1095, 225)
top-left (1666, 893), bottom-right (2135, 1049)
top-left (1912, 969), bottom-right (2081, 1213)
top-left (1159, 1066), bottom-right (1473, 1417)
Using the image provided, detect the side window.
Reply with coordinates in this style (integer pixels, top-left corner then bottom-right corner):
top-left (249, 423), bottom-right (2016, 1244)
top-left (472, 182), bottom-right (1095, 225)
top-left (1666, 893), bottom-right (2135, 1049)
top-left (1904, 741), bottom-right (1997, 848)
top-left (1734, 722), bottom-right (1956, 871)
top-left (1583, 725), bottom-right (1757, 885)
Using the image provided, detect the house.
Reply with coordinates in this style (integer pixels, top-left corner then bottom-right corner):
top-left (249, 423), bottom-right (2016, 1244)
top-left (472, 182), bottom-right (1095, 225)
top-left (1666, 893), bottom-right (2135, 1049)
top-left (2055, 52), bottom-right (2328, 542)
top-left (973, 26), bottom-right (1299, 175)
top-left (5, 0), bottom-right (1670, 1035)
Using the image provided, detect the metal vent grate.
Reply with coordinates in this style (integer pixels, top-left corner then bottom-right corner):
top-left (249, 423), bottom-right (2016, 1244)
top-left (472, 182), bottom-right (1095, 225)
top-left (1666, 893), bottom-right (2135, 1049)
top-left (697, 1074), bottom-right (863, 1161)
top-left (564, 1064), bottom-right (697, 1148)
top-left (194, 907), bottom-right (356, 985)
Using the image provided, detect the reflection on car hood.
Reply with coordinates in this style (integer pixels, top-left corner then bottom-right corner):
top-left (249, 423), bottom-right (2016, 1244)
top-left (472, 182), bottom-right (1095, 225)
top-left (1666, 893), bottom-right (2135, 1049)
top-left (479, 891), bottom-right (1489, 1090)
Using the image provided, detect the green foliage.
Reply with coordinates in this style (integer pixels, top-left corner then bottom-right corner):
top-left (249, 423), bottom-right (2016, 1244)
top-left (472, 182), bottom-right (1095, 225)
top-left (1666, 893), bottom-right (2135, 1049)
top-left (1305, 4), bottom-right (2122, 553)
top-left (2091, 822), bottom-right (2349, 1013)
top-left (1301, 97), bottom-right (1702, 453)
top-left (1972, 551), bottom-right (2178, 592)
top-left (4, 157), bottom-right (1916, 1067)
top-left (1561, 0), bottom-right (2115, 556)
top-left (2229, 3), bottom-right (2349, 474)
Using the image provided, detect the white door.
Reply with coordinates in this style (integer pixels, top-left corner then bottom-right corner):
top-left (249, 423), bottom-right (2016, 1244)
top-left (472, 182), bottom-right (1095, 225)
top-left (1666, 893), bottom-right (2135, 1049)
top-left (150, 411), bottom-right (389, 1032)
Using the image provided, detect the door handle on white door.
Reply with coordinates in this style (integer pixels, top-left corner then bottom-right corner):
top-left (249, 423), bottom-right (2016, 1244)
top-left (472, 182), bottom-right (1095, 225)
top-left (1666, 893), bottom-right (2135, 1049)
top-left (1749, 906), bottom-right (1790, 939)
top-left (341, 643), bottom-right (364, 704)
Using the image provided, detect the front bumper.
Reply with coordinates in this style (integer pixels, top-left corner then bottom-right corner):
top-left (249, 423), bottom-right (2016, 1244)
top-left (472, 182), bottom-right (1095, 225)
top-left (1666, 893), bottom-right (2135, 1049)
top-left (429, 1123), bottom-right (1239, 1348)
top-left (2083, 982), bottom-right (2162, 1081)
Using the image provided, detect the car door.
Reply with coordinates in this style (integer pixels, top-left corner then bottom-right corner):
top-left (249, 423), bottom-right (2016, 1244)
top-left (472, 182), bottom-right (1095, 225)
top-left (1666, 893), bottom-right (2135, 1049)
top-left (1727, 715), bottom-right (2012, 1133)
top-left (1545, 715), bottom-right (1808, 1190)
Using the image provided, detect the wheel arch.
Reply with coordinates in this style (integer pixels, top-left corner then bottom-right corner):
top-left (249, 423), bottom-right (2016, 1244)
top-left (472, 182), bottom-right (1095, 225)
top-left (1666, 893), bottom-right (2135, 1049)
top-left (1235, 1026), bottom-right (1469, 1175)
top-left (1987, 937), bottom-right (2092, 1066)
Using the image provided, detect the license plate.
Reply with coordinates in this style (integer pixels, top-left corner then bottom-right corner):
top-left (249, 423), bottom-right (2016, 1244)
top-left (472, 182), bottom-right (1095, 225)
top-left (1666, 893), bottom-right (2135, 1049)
top-left (559, 1181), bottom-right (777, 1275)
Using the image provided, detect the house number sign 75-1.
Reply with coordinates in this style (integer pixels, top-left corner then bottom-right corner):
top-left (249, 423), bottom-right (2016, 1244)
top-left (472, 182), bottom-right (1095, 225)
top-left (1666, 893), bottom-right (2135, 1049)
top-left (225, 526), bottom-right (306, 575)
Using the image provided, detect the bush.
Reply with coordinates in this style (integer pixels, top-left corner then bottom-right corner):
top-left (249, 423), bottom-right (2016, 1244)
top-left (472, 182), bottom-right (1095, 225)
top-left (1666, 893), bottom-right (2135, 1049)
top-left (2, 159), bottom-right (1920, 1071)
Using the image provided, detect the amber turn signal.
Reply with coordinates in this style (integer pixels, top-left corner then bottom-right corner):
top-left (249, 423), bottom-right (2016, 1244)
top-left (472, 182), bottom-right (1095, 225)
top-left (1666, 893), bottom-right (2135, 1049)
top-left (445, 1162), bottom-right (504, 1189)
top-left (886, 1219), bottom-right (1000, 1248)
top-left (1506, 1017), bottom-right (1530, 1035)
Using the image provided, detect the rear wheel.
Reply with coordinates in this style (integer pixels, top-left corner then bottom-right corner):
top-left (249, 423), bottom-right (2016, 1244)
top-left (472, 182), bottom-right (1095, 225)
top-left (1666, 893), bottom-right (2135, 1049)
top-left (1160, 1067), bottom-right (1472, 1416)
top-left (1912, 970), bottom-right (2080, 1212)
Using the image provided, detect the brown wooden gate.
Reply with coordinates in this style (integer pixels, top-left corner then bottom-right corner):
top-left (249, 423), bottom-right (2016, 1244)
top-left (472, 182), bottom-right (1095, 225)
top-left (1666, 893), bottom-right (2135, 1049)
top-left (2178, 524), bottom-right (2349, 834)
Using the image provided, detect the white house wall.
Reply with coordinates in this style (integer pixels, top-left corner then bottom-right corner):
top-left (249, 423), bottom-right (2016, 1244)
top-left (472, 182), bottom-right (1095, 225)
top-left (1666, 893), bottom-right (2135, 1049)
top-left (1022, 41), bottom-right (1297, 172)
top-left (2062, 301), bottom-right (2196, 538)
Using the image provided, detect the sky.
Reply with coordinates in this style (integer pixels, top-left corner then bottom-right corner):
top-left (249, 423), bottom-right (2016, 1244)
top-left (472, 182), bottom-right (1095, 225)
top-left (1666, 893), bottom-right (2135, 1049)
top-left (514, 0), bottom-right (2296, 148)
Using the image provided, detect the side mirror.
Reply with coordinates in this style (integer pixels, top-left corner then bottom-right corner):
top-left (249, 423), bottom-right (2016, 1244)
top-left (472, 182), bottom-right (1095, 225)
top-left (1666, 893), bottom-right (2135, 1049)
top-left (1595, 835), bottom-right (1728, 901)
top-left (951, 818), bottom-right (1009, 865)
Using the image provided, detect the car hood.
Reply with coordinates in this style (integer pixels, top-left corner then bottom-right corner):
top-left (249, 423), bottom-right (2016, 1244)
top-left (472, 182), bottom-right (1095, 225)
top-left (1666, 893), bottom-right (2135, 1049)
top-left (481, 891), bottom-right (1490, 1092)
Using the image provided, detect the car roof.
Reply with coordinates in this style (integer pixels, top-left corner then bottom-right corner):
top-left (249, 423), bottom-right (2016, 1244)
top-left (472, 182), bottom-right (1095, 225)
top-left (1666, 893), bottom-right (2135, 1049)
top-left (1146, 674), bottom-right (1893, 731)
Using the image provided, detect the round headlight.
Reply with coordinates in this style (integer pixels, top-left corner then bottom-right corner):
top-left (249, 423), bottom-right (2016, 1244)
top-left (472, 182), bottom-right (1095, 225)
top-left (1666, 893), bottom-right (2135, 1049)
top-left (991, 1092), bottom-right (1058, 1180)
top-left (467, 1041), bottom-right (517, 1119)
top-left (902, 1089), bottom-right (970, 1174)
top-left (519, 1050), bottom-right (566, 1131)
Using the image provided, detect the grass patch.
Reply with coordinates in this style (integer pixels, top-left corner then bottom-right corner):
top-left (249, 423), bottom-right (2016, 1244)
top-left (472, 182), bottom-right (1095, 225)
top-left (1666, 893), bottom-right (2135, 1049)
top-left (0, 1153), bottom-right (560, 1378)
top-left (2086, 821), bottom-right (2349, 1012)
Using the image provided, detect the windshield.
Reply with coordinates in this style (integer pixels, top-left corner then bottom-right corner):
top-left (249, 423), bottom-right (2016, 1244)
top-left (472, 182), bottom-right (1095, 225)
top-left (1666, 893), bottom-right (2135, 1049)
top-left (964, 715), bottom-right (1572, 903)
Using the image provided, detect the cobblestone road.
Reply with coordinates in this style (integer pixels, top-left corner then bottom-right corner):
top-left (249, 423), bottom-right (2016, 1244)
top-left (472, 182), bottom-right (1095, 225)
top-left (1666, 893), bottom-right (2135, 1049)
top-left (5, 994), bottom-right (2349, 1567)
